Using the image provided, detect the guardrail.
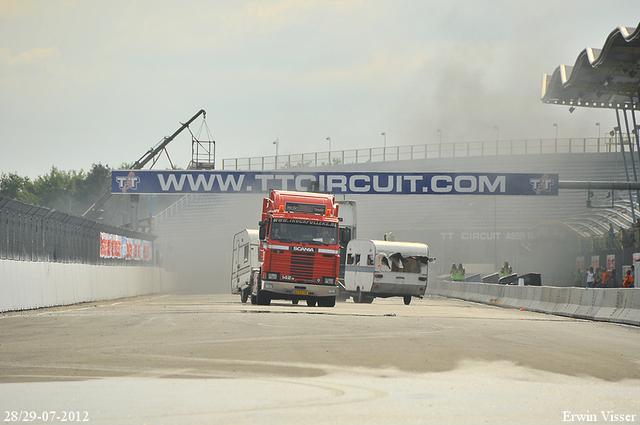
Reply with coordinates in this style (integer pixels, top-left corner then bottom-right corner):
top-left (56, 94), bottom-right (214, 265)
top-left (222, 137), bottom-right (622, 170)
top-left (427, 280), bottom-right (640, 326)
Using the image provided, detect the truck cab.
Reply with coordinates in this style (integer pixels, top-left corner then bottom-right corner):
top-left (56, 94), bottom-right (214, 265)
top-left (253, 190), bottom-right (340, 307)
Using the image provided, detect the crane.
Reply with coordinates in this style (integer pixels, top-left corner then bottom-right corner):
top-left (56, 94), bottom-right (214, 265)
top-left (83, 109), bottom-right (206, 220)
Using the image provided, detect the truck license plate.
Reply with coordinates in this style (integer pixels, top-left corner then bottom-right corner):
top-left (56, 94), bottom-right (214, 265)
top-left (293, 290), bottom-right (308, 295)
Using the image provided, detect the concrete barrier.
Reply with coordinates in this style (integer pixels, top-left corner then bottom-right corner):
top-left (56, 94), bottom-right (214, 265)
top-left (573, 289), bottom-right (596, 319)
top-left (616, 290), bottom-right (640, 326)
top-left (556, 287), bottom-right (583, 317)
top-left (426, 279), bottom-right (640, 326)
top-left (0, 259), bottom-right (178, 313)
top-left (593, 289), bottom-right (620, 322)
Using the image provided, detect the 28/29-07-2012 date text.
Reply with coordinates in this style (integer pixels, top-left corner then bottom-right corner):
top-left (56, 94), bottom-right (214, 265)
top-left (5, 411), bottom-right (89, 422)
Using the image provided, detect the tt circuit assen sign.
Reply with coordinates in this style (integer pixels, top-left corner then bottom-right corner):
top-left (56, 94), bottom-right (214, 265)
top-left (111, 170), bottom-right (558, 196)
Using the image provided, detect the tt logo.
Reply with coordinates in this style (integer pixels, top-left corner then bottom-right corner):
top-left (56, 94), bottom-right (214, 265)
top-left (529, 174), bottom-right (554, 194)
top-left (116, 171), bottom-right (140, 193)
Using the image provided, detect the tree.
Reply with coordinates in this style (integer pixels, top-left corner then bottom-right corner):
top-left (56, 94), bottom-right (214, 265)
top-left (0, 172), bottom-right (29, 200)
top-left (0, 164), bottom-right (112, 215)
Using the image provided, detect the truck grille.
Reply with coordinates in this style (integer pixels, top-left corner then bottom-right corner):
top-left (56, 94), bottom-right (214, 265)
top-left (290, 251), bottom-right (314, 280)
top-left (269, 250), bottom-right (336, 284)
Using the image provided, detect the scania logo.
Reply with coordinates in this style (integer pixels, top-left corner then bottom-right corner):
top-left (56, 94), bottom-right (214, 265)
top-left (292, 246), bottom-right (315, 252)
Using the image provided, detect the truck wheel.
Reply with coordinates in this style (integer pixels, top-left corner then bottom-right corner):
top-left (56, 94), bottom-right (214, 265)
top-left (256, 288), bottom-right (271, 306)
top-left (306, 299), bottom-right (317, 307)
top-left (250, 294), bottom-right (257, 305)
top-left (318, 296), bottom-right (336, 307)
top-left (403, 295), bottom-right (412, 305)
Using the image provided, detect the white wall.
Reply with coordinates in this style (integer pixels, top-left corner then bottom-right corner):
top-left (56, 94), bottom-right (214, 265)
top-left (0, 260), bottom-right (178, 312)
top-left (427, 280), bottom-right (640, 326)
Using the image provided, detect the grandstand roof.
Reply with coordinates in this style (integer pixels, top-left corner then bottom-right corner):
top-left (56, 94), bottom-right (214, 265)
top-left (541, 23), bottom-right (640, 110)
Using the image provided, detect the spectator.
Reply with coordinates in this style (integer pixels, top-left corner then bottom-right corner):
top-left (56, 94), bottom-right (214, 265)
top-left (601, 268), bottom-right (612, 287)
top-left (450, 263), bottom-right (457, 280)
top-left (452, 263), bottom-right (465, 281)
top-left (594, 267), bottom-right (603, 287)
top-left (500, 261), bottom-right (513, 278)
top-left (608, 224), bottom-right (615, 248)
top-left (623, 269), bottom-right (635, 288)
top-left (586, 266), bottom-right (595, 288)
top-left (573, 269), bottom-right (583, 287)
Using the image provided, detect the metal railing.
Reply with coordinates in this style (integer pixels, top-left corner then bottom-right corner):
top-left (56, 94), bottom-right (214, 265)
top-left (222, 137), bottom-right (623, 170)
top-left (155, 194), bottom-right (198, 227)
top-left (0, 196), bottom-right (155, 265)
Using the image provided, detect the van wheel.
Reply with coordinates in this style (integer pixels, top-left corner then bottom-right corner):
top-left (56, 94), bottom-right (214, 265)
top-left (292, 299), bottom-right (299, 305)
top-left (403, 295), bottom-right (412, 305)
top-left (241, 288), bottom-right (250, 304)
top-left (354, 287), bottom-right (362, 304)
top-left (306, 299), bottom-right (317, 307)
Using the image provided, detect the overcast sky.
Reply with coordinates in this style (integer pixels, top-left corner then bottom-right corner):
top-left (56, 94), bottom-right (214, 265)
top-left (1, 1), bottom-right (639, 178)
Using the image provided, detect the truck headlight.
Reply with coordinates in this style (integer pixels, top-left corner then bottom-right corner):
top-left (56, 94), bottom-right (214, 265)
top-left (264, 283), bottom-right (273, 289)
top-left (267, 272), bottom-right (278, 280)
top-left (323, 277), bottom-right (335, 285)
top-left (328, 288), bottom-right (336, 294)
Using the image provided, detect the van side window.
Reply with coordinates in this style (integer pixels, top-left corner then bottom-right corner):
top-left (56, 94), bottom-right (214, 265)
top-left (347, 254), bottom-right (354, 265)
top-left (243, 244), bottom-right (249, 262)
top-left (367, 254), bottom-right (374, 265)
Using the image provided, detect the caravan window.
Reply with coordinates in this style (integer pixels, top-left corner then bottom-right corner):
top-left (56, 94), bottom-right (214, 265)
top-left (347, 254), bottom-right (354, 265)
top-left (390, 257), bottom-right (422, 273)
top-left (405, 258), bottom-right (423, 273)
top-left (367, 254), bottom-right (374, 265)
top-left (390, 258), bottom-right (403, 272)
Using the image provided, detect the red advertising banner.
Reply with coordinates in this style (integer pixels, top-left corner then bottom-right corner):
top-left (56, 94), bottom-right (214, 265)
top-left (606, 254), bottom-right (615, 271)
top-left (100, 232), bottom-right (152, 261)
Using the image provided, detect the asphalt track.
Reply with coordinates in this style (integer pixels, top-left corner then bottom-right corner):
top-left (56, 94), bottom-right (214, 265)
top-left (1, 294), bottom-right (639, 424)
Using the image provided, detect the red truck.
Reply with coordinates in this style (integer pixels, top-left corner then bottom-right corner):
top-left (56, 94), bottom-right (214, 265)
top-left (252, 190), bottom-right (340, 307)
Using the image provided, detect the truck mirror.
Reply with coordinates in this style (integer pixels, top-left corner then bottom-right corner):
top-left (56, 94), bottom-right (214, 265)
top-left (259, 221), bottom-right (266, 240)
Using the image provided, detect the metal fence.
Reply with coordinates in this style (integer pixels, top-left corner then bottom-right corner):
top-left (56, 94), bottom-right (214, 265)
top-left (0, 196), bottom-right (155, 265)
top-left (222, 137), bottom-right (622, 170)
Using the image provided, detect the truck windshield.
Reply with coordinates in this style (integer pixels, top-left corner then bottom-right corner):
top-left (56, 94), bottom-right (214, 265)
top-left (270, 218), bottom-right (338, 245)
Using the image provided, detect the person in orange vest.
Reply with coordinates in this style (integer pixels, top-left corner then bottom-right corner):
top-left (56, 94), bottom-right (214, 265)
top-left (601, 268), bottom-right (612, 287)
top-left (623, 269), bottom-right (634, 288)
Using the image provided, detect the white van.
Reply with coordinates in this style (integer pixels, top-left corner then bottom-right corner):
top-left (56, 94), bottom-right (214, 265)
top-left (344, 239), bottom-right (432, 305)
top-left (231, 229), bottom-right (260, 303)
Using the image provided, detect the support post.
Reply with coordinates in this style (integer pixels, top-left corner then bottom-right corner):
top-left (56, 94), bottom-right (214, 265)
top-left (616, 108), bottom-right (636, 222)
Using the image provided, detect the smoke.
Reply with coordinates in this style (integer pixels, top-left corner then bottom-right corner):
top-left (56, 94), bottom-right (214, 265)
top-left (154, 193), bottom-right (263, 294)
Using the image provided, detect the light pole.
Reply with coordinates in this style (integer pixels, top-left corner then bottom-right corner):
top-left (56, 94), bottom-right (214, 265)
top-left (326, 137), bottom-right (331, 163)
top-left (494, 126), bottom-right (499, 142)
top-left (553, 123), bottom-right (558, 142)
top-left (273, 137), bottom-right (279, 169)
top-left (381, 132), bottom-right (386, 148)
top-left (381, 132), bottom-right (386, 161)
top-left (437, 129), bottom-right (442, 157)
top-left (596, 122), bottom-right (601, 145)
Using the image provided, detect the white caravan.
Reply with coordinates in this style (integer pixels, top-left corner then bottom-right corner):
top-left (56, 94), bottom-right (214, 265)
top-left (231, 229), bottom-right (260, 303)
top-left (344, 239), bottom-right (432, 305)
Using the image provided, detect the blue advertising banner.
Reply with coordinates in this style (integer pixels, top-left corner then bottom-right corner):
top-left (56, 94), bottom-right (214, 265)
top-left (111, 170), bottom-right (558, 196)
